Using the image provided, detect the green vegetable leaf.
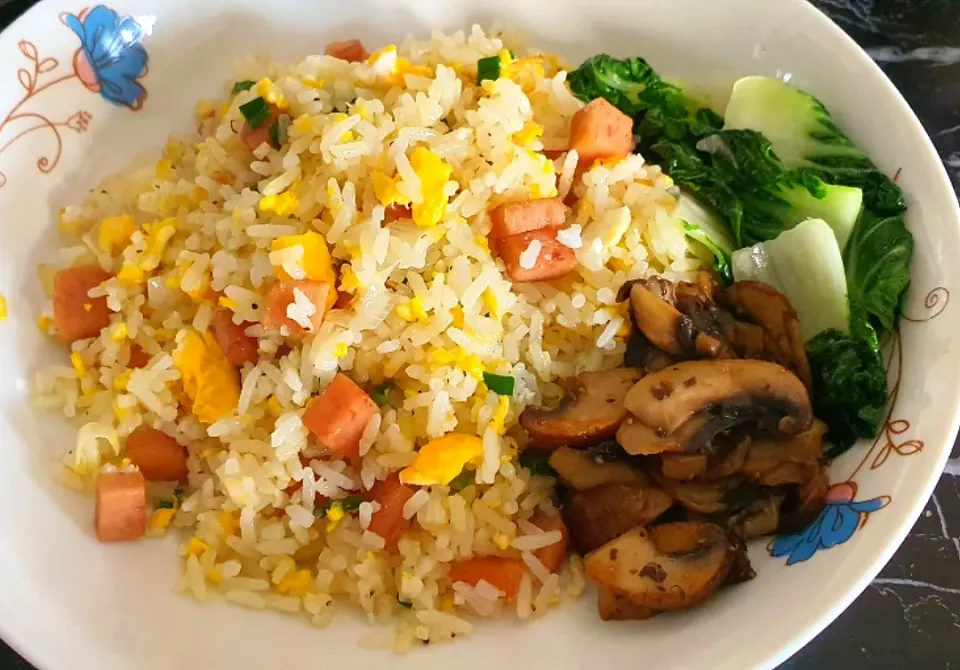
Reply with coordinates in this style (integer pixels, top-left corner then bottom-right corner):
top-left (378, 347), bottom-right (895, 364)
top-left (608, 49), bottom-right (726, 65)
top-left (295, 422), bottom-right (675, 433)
top-left (482, 372), bottom-right (515, 396)
top-left (232, 80), bottom-right (256, 94)
top-left (568, 54), bottom-right (659, 118)
top-left (806, 329), bottom-right (888, 456)
top-left (239, 96), bottom-right (271, 129)
top-left (339, 495), bottom-right (364, 512)
top-left (371, 383), bottom-right (392, 406)
top-left (723, 76), bottom-right (906, 216)
top-left (518, 450), bottom-right (555, 477)
top-left (448, 469), bottom-right (473, 492)
top-left (843, 210), bottom-right (914, 335)
top-left (683, 222), bottom-right (732, 282)
top-left (477, 56), bottom-right (501, 84)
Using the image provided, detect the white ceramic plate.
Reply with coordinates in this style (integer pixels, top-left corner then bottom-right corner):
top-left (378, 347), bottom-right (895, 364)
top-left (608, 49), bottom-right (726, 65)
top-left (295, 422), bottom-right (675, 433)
top-left (0, 1), bottom-right (957, 668)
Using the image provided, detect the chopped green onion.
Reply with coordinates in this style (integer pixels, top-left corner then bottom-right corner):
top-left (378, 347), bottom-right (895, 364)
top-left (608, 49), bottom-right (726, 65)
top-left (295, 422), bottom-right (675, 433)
top-left (448, 469), bottom-right (473, 492)
top-left (314, 500), bottom-right (333, 518)
top-left (398, 599), bottom-right (414, 609)
top-left (250, 183), bottom-right (260, 193)
top-left (519, 450), bottom-right (555, 477)
top-left (339, 495), bottom-right (364, 512)
top-left (232, 80), bottom-right (256, 94)
top-left (371, 383), bottom-right (392, 406)
top-left (155, 487), bottom-right (185, 510)
top-left (155, 498), bottom-right (175, 510)
top-left (476, 56), bottom-right (501, 84)
top-left (239, 96), bottom-right (270, 129)
top-left (483, 372), bottom-right (515, 396)
top-left (269, 121), bottom-right (280, 149)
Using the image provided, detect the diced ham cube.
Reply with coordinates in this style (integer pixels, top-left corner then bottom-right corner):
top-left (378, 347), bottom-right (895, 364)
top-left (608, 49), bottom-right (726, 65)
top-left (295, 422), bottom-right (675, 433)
top-left (210, 309), bottom-right (259, 366)
top-left (124, 425), bottom-right (188, 482)
top-left (496, 228), bottom-right (577, 283)
top-left (95, 471), bottom-right (146, 542)
top-left (325, 39), bottom-right (369, 63)
top-left (302, 373), bottom-right (379, 463)
top-left (569, 98), bottom-right (634, 165)
top-left (52, 265), bottom-right (112, 343)
top-left (488, 197), bottom-right (566, 241)
top-left (262, 280), bottom-right (331, 337)
top-left (366, 474), bottom-right (416, 552)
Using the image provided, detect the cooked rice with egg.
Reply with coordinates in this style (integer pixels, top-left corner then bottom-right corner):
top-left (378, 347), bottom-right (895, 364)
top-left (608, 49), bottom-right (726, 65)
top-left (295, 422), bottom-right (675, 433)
top-left (34, 26), bottom-right (704, 648)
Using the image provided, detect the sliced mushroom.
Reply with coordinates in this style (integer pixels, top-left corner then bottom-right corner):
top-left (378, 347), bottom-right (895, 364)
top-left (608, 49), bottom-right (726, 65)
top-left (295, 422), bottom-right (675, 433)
top-left (721, 281), bottom-right (812, 390)
top-left (598, 586), bottom-right (656, 621)
top-left (623, 359), bottom-right (813, 438)
top-left (779, 466), bottom-right (830, 533)
top-left (616, 417), bottom-right (685, 456)
top-left (520, 368), bottom-right (642, 448)
top-left (725, 493), bottom-right (784, 540)
top-left (725, 533), bottom-right (757, 584)
top-left (741, 420), bottom-right (826, 486)
top-left (662, 436), bottom-right (749, 481)
top-left (548, 446), bottom-right (647, 491)
top-left (624, 327), bottom-right (675, 373)
top-left (655, 476), bottom-right (745, 515)
top-left (563, 483), bottom-right (673, 554)
top-left (629, 282), bottom-right (686, 356)
top-left (584, 522), bottom-right (735, 611)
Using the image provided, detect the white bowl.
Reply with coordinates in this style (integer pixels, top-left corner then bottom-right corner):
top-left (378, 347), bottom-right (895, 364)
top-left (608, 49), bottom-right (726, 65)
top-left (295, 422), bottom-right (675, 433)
top-left (0, 1), bottom-right (957, 668)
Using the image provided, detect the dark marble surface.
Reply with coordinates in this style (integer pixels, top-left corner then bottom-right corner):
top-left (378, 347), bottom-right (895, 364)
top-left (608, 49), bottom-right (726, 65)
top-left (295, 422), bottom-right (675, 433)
top-left (1, 0), bottom-right (959, 667)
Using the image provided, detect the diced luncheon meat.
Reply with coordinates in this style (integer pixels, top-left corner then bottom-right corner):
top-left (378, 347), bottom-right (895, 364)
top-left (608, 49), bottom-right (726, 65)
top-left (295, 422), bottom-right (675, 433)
top-left (569, 98), bottom-right (635, 165)
top-left (128, 344), bottom-right (150, 369)
top-left (52, 265), bottom-right (112, 343)
top-left (262, 280), bottom-right (331, 337)
top-left (366, 474), bottom-right (416, 552)
top-left (95, 471), bottom-right (146, 542)
top-left (325, 39), bottom-right (369, 63)
top-left (302, 372), bottom-right (379, 462)
top-left (211, 309), bottom-right (259, 366)
top-left (496, 228), bottom-right (577, 283)
top-left (240, 109), bottom-right (279, 151)
top-left (124, 425), bottom-right (188, 482)
top-left (530, 513), bottom-right (570, 573)
top-left (447, 557), bottom-right (528, 601)
top-left (489, 197), bottom-right (566, 241)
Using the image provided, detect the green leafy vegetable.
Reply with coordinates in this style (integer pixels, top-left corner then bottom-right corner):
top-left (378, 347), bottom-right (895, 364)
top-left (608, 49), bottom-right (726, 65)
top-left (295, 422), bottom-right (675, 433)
top-left (843, 210), bottom-right (914, 335)
top-left (314, 495), bottom-right (365, 518)
top-left (518, 450), bottom-right (555, 477)
top-left (732, 218), bottom-right (849, 341)
top-left (723, 76), bottom-right (906, 216)
top-left (476, 56), bottom-right (501, 83)
top-left (482, 372), bottom-right (515, 396)
top-left (239, 96), bottom-right (271, 129)
top-left (232, 80), bottom-right (256, 94)
top-left (371, 383), bottom-right (392, 406)
top-left (676, 193), bottom-right (734, 282)
top-left (654, 130), bottom-right (864, 247)
top-left (807, 329), bottom-right (888, 456)
top-left (448, 469), bottom-right (474, 492)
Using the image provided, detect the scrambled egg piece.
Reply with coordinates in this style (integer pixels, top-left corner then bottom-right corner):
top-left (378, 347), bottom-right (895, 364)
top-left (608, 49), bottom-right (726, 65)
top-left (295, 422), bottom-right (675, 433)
top-left (98, 215), bottom-right (137, 253)
top-left (155, 159), bottom-right (174, 180)
top-left (276, 569), bottom-right (312, 597)
top-left (372, 171), bottom-right (410, 209)
top-left (255, 77), bottom-right (289, 111)
top-left (512, 121), bottom-right (543, 146)
top-left (150, 508), bottom-right (175, 531)
top-left (70, 352), bottom-right (86, 378)
top-left (259, 192), bottom-right (300, 218)
top-left (489, 396), bottom-right (510, 436)
top-left (139, 218), bottom-right (178, 272)
top-left (270, 231), bottom-right (335, 283)
top-left (410, 147), bottom-right (453, 228)
top-left (183, 537), bottom-right (210, 558)
top-left (174, 330), bottom-right (241, 424)
top-left (399, 434), bottom-right (484, 486)
top-left (292, 114), bottom-right (314, 135)
top-left (218, 511), bottom-right (239, 535)
top-left (117, 262), bottom-right (144, 285)
top-left (357, 45), bottom-right (399, 84)
top-left (0, 293), bottom-right (6, 321)
top-left (325, 502), bottom-right (345, 533)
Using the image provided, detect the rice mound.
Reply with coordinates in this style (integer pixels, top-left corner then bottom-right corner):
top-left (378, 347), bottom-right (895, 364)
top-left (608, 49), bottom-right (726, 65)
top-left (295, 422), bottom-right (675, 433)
top-left (33, 26), bottom-right (702, 648)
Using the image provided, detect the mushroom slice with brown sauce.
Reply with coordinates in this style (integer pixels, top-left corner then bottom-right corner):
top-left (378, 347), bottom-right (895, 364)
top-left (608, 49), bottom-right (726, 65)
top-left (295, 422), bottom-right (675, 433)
top-left (661, 435), bottom-right (749, 481)
top-left (623, 359), bottom-right (813, 438)
top-left (740, 420), bottom-right (826, 487)
top-left (563, 483), bottom-right (674, 554)
top-left (721, 281), bottom-right (812, 391)
top-left (628, 281), bottom-right (686, 356)
top-left (548, 446), bottom-right (648, 491)
top-left (598, 586), bottom-right (656, 621)
top-left (519, 368), bottom-right (643, 448)
top-left (779, 466), bottom-right (831, 533)
top-left (584, 522), bottom-right (735, 612)
top-left (616, 417), bottom-right (685, 456)
top-left (725, 493), bottom-right (784, 541)
top-left (654, 475), bottom-right (758, 516)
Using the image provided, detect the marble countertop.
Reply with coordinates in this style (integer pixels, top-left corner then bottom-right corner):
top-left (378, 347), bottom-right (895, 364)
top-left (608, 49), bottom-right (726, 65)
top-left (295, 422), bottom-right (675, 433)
top-left (0, 0), bottom-right (958, 667)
